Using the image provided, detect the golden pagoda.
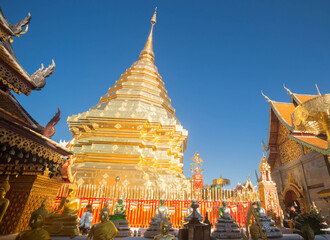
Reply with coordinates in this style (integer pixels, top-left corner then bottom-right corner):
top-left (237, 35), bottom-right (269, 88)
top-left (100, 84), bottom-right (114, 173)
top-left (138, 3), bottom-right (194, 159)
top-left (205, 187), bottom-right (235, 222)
top-left (67, 9), bottom-right (189, 190)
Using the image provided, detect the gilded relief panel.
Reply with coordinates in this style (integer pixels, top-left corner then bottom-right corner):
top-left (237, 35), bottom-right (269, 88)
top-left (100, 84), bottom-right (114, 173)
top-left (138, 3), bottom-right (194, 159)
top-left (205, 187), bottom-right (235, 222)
top-left (277, 123), bottom-right (303, 165)
top-left (303, 145), bottom-right (314, 155)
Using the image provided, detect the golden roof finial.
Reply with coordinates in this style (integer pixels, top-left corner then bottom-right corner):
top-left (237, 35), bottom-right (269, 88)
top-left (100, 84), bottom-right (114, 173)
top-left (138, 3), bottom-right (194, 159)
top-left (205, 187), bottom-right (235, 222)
top-left (151, 7), bottom-right (157, 25)
top-left (283, 84), bottom-right (293, 96)
top-left (315, 84), bottom-right (321, 96)
top-left (139, 7), bottom-right (157, 63)
top-left (261, 91), bottom-right (272, 103)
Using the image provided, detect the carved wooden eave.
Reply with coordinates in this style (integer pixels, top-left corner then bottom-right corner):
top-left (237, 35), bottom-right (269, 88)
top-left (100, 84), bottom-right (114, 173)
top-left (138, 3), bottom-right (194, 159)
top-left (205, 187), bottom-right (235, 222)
top-left (0, 9), bottom-right (31, 38)
top-left (0, 113), bottom-right (72, 177)
top-left (0, 10), bottom-right (54, 95)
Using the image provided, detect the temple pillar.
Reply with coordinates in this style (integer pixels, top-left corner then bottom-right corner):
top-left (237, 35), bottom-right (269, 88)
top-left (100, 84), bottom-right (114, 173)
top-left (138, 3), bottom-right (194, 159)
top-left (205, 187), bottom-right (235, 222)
top-left (0, 175), bottom-right (62, 234)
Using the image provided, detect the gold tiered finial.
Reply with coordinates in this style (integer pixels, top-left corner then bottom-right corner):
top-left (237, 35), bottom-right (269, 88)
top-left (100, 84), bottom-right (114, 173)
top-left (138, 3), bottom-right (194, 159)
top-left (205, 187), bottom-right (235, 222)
top-left (139, 8), bottom-right (157, 63)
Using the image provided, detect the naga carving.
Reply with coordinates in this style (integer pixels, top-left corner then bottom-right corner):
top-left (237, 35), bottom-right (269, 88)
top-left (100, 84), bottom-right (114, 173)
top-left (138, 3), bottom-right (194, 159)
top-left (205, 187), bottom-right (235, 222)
top-left (31, 60), bottom-right (55, 90)
top-left (12, 13), bottom-right (31, 36)
top-left (43, 107), bottom-right (60, 139)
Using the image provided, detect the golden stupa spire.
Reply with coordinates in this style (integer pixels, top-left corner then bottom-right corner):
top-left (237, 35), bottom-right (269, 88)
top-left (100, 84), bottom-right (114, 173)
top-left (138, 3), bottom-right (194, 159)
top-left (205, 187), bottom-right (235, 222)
top-left (139, 7), bottom-right (157, 63)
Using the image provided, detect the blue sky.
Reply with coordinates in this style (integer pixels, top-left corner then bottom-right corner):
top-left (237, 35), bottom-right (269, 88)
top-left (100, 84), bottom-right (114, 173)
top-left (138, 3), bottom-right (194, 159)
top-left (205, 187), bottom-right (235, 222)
top-left (2, 1), bottom-right (330, 187)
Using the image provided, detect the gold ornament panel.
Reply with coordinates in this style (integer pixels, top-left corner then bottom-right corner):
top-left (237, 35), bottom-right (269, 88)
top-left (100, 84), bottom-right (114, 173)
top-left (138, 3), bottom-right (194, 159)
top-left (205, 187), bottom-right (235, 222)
top-left (0, 127), bottom-right (65, 164)
top-left (0, 175), bottom-right (61, 234)
top-left (0, 60), bottom-right (30, 95)
top-left (277, 123), bottom-right (303, 165)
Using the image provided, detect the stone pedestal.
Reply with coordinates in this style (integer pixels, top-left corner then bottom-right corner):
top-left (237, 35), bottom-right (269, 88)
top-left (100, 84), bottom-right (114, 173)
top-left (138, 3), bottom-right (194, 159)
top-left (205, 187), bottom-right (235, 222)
top-left (112, 220), bottom-right (131, 238)
top-left (144, 217), bottom-right (174, 238)
top-left (43, 215), bottom-right (79, 238)
top-left (211, 218), bottom-right (241, 239)
top-left (260, 216), bottom-right (282, 238)
top-left (0, 175), bottom-right (62, 234)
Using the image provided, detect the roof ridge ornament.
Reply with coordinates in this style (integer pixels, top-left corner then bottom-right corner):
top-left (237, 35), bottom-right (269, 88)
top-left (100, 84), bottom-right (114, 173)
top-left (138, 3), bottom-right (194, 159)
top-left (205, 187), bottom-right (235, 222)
top-left (315, 84), bottom-right (321, 96)
top-left (31, 59), bottom-right (55, 90)
top-left (139, 7), bottom-right (157, 63)
top-left (283, 84), bottom-right (293, 96)
top-left (9, 12), bottom-right (31, 43)
top-left (261, 91), bottom-right (272, 103)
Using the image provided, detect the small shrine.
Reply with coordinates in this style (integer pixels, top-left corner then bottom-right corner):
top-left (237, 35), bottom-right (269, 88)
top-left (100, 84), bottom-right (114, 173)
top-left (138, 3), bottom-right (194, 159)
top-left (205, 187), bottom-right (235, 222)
top-left (257, 154), bottom-right (281, 222)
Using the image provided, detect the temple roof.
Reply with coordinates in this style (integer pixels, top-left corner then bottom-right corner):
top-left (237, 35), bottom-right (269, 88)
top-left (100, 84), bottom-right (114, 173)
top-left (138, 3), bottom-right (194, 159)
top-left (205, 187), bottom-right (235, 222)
top-left (0, 89), bottom-right (43, 132)
top-left (289, 134), bottom-right (330, 155)
top-left (263, 87), bottom-right (329, 161)
top-left (270, 102), bottom-right (296, 129)
top-left (292, 94), bottom-right (316, 105)
top-left (0, 8), bottom-right (55, 95)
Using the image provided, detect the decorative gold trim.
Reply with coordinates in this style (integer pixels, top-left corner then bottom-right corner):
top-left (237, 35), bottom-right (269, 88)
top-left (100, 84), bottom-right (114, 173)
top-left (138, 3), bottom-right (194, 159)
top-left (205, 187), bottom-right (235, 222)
top-left (0, 127), bottom-right (64, 163)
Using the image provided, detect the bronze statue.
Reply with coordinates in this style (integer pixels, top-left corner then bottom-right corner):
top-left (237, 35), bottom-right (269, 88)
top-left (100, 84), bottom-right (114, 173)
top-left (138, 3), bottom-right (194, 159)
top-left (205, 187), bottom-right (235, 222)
top-left (0, 175), bottom-right (10, 223)
top-left (15, 199), bottom-right (51, 240)
top-left (88, 202), bottom-right (118, 240)
top-left (154, 220), bottom-right (175, 240)
top-left (44, 182), bottom-right (80, 237)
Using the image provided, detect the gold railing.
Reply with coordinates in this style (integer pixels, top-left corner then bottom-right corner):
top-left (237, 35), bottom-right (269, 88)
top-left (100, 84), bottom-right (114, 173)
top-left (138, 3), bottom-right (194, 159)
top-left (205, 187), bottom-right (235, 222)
top-left (57, 184), bottom-right (259, 202)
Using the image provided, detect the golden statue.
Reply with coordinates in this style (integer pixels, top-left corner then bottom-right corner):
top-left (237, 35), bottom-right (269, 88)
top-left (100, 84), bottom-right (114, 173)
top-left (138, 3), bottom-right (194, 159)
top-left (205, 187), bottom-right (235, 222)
top-left (44, 182), bottom-right (80, 238)
top-left (87, 202), bottom-right (118, 240)
top-left (154, 220), bottom-right (175, 240)
top-left (0, 175), bottom-right (10, 223)
top-left (15, 199), bottom-right (51, 240)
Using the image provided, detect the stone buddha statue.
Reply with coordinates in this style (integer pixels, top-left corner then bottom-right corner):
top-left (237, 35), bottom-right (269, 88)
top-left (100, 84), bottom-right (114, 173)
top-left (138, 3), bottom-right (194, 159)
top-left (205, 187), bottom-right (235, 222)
top-left (15, 199), bottom-right (51, 240)
top-left (155, 199), bottom-right (169, 222)
top-left (88, 202), bottom-right (118, 240)
top-left (254, 200), bottom-right (282, 238)
top-left (154, 220), bottom-right (175, 240)
top-left (144, 199), bottom-right (174, 238)
top-left (110, 198), bottom-right (126, 221)
top-left (255, 200), bottom-right (267, 218)
top-left (212, 199), bottom-right (241, 239)
top-left (109, 198), bottom-right (131, 237)
top-left (0, 175), bottom-right (10, 223)
top-left (218, 199), bottom-right (232, 220)
top-left (44, 182), bottom-right (80, 237)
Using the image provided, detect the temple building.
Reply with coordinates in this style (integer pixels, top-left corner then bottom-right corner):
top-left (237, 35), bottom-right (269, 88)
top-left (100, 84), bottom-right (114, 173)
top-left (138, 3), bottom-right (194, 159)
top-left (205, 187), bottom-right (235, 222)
top-left (0, 8), bottom-right (73, 233)
top-left (67, 10), bottom-right (189, 190)
top-left (263, 87), bottom-right (330, 218)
